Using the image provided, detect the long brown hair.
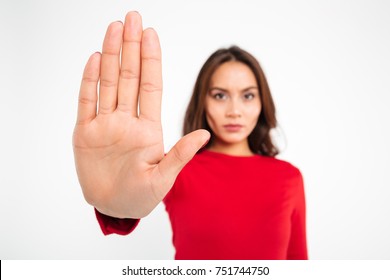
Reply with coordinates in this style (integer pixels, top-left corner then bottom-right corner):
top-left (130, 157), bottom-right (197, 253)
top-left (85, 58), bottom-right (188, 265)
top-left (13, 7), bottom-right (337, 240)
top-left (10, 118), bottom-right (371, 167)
top-left (183, 46), bottom-right (279, 157)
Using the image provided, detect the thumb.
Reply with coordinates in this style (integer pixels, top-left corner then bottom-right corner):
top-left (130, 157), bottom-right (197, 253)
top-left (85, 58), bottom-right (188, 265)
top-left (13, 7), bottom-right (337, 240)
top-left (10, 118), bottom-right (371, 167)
top-left (157, 129), bottom-right (210, 188)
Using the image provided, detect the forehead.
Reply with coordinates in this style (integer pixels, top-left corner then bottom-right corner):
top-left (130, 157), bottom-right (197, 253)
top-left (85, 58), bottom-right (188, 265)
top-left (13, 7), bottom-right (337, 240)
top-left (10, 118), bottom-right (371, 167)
top-left (210, 61), bottom-right (257, 88)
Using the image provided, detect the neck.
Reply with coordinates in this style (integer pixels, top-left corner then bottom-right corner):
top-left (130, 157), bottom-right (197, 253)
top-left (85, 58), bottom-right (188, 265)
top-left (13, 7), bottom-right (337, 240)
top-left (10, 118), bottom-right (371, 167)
top-left (207, 139), bottom-right (254, 156)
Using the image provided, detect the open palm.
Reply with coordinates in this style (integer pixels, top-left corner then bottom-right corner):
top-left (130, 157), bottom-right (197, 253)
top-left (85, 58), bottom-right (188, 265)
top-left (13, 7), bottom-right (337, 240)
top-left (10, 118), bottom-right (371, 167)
top-left (73, 12), bottom-right (209, 219)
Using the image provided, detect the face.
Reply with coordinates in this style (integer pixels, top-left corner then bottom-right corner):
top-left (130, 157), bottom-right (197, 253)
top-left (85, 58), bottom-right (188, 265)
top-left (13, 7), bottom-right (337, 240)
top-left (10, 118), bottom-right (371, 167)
top-left (205, 61), bottom-right (261, 152)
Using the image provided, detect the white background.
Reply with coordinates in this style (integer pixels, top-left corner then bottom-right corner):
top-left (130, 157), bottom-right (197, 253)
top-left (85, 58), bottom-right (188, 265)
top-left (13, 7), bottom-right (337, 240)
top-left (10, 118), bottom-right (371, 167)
top-left (1, 0), bottom-right (389, 259)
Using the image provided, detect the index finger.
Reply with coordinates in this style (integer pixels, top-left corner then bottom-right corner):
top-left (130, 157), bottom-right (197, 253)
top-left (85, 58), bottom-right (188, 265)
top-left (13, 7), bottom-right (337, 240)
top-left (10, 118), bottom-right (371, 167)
top-left (138, 28), bottom-right (162, 122)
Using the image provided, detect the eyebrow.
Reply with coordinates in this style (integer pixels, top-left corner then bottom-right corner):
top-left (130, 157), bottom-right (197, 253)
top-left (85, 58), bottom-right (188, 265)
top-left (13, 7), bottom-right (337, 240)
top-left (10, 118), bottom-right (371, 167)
top-left (209, 86), bottom-right (259, 93)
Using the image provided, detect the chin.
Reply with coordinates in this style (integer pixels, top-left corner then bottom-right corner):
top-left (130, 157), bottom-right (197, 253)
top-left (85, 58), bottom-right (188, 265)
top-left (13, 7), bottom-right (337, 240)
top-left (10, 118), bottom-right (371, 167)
top-left (219, 135), bottom-right (248, 145)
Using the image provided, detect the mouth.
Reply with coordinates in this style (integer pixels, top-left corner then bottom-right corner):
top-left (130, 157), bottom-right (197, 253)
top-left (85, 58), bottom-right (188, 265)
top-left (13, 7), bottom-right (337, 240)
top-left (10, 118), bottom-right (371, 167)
top-left (223, 124), bottom-right (243, 132)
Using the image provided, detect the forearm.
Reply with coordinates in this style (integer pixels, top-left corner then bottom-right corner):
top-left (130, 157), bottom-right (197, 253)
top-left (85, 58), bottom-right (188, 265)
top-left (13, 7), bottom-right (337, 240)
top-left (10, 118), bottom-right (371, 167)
top-left (95, 208), bottom-right (140, 235)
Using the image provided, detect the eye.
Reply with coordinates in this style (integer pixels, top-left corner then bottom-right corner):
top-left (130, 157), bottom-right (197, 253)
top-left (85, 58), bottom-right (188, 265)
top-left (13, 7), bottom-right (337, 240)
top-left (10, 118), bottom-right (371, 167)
top-left (244, 93), bottom-right (256, 100)
top-left (213, 93), bottom-right (227, 100)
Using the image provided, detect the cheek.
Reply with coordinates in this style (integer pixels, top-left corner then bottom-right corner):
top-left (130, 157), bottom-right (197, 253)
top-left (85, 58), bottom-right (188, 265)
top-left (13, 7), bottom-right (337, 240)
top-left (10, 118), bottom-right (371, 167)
top-left (246, 103), bottom-right (261, 124)
top-left (205, 103), bottom-right (224, 127)
top-left (205, 109), bottom-right (218, 130)
top-left (204, 103), bottom-right (214, 131)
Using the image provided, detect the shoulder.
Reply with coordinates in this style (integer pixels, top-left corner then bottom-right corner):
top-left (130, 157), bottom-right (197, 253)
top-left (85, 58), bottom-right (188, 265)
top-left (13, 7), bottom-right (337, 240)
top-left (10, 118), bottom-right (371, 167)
top-left (258, 156), bottom-right (304, 190)
top-left (185, 150), bottom-right (303, 179)
top-left (264, 156), bottom-right (302, 176)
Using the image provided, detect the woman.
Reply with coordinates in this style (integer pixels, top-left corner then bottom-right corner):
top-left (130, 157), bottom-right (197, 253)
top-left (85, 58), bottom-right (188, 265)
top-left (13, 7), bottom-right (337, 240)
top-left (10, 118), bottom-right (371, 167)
top-left (73, 11), bottom-right (307, 260)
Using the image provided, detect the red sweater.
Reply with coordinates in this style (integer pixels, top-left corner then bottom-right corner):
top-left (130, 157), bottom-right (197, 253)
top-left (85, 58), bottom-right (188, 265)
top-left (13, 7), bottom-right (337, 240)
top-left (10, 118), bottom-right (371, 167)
top-left (95, 150), bottom-right (308, 260)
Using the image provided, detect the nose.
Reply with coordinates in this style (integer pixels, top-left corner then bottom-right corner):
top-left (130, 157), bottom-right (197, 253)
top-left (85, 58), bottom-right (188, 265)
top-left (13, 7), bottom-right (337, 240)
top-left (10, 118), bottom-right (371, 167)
top-left (226, 98), bottom-right (242, 118)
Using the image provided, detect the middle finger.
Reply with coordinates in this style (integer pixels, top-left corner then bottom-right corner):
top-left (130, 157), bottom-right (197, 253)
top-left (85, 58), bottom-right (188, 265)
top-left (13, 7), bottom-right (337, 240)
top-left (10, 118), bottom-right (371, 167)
top-left (117, 11), bottom-right (143, 116)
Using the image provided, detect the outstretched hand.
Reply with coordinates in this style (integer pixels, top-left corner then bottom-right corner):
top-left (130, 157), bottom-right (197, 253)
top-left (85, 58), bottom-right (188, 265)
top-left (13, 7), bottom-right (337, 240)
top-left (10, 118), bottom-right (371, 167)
top-left (73, 12), bottom-right (210, 218)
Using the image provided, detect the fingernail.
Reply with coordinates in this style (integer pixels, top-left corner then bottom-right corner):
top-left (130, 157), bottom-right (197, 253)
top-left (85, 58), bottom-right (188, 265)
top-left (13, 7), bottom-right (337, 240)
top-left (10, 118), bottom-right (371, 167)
top-left (201, 137), bottom-right (210, 149)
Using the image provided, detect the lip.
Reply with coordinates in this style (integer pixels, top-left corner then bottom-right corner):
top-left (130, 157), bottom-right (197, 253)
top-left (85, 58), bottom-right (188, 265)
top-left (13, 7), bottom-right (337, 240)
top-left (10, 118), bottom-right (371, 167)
top-left (223, 124), bottom-right (243, 132)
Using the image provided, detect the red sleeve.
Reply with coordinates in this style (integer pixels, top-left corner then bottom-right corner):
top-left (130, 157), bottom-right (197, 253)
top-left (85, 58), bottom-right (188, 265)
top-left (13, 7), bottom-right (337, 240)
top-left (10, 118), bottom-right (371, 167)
top-left (287, 172), bottom-right (308, 259)
top-left (94, 208), bottom-right (140, 236)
